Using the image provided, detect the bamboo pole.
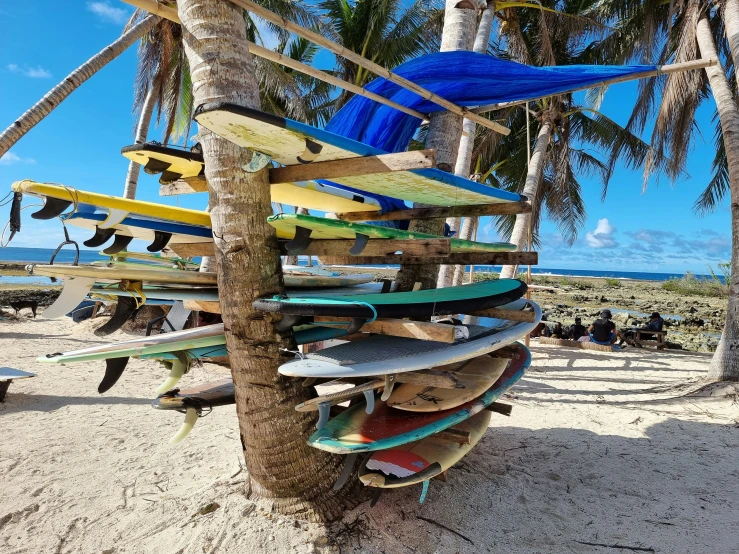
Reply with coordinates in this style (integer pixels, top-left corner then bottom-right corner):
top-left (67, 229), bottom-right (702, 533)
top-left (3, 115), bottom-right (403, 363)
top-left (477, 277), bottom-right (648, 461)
top-left (472, 58), bottom-right (719, 114)
top-left (121, 0), bottom-right (426, 121)
top-left (227, 0), bottom-right (511, 135)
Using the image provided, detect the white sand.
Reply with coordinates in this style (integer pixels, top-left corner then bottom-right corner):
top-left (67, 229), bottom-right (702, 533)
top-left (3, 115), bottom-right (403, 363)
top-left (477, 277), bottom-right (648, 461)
top-left (1, 316), bottom-right (738, 553)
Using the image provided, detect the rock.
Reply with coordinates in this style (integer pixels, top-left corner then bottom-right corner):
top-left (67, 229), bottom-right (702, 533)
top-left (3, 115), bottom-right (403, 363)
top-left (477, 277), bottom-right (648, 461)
top-left (688, 306), bottom-right (698, 313)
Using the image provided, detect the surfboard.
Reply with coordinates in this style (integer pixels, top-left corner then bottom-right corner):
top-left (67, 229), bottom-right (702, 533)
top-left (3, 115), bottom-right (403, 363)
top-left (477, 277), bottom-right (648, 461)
top-left (121, 143), bottom-right (205, 184)
top-left (278, 299), bottom-right (540, 378)
top-left (109, 251), bottom-right (200, 268)
top-left (307, 342), bottom-right (530, 454)
top-left (358, 409), bottom-right (491, 489)
top-left (152, 378), bottom-right (235, 444)
top-left (13, 180), bottom-right (211, 228)
top-left (269, 213), bottom-right (515, 254)
top-left (385, 354), bottom-right (508, 412)
top-left (256, 280), bottom-right (528, 332)
top-left (194, 103), bottom-right (523, 206)
top-left (90, 285), bottom-right (220, 302)
top-left (122, 143), bottom-right (384, 214)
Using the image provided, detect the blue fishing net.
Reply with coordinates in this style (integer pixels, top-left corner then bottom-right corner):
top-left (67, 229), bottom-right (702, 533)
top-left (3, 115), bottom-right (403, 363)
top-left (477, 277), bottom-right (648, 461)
top-left (327, 51), bottom-right (657, 153)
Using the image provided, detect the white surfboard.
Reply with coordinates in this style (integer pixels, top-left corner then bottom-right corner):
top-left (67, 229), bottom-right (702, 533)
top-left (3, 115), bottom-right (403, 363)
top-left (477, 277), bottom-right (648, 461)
top-left (278, 300), bottom-right (541, 378)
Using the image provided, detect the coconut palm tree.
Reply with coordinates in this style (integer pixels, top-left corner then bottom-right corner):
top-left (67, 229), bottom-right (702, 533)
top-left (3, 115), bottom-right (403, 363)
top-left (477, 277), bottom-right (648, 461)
top-left (176, 0), bottom-right (362, 521)
top-left (0, 14), bottom-right (160, 159)
top-left (595, 0), bottom-right (739, 380)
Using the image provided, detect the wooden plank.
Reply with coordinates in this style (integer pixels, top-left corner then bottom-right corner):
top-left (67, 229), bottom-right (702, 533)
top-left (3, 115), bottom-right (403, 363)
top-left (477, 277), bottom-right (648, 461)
top-left (278, 238), bottom-right (451, 257)
top-left (393, 369), bottom-right (459, 389)
top-left (486, 402), bottom-right (513, 416)
top-left (313, 317), bottom-right (463, 343)
top-left (336, 201), bottom-right (532, 221)
top-left (317, 251), bottom-right (538, 266)
top-left (167, 243), bottom-right (215, 258)
top-left (269, 150), bottom-right (435, 184)
top-left (183, 300), bottom-right (221, 313)
top-left (539, 337), bottom-right (613, 352)
top-left (466, 307), bottom-right (536, 323)
top-left (159, 175), bottom-right (208, 196)
top-left (435, 428), bottom-right (471, 446)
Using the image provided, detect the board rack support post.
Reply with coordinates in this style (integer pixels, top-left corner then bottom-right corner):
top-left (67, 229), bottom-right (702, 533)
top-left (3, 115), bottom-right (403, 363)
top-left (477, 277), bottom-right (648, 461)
top-left (278, 238), bottom-right (452, 258)
top-left (336, 201), bottom-right (533, 221)
top-left (312, 316), bottom-right (468, 343)
top-left (316, 251), bottom-right (538, 266)
top-left (465, 307), bottom-right (536, 323)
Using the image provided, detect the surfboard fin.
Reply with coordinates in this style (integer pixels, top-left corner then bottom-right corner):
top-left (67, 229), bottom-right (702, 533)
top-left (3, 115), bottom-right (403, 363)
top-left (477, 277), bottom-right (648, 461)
top-left (159, 170), bottom-right (182, 184)
top-left (380, 374), bottom-right (396, 402)
top-left (83, 226), bottom-right (116, 248)
top-left (369, 489), bottom-right (383, 508)
top-left (316, 401), bottom-right (331, 430)
top-left (144, 158), bottom-right (170, 175)
top-left (31, 198), bottom-right (72, 220)
top-left (40, 276), bottom-right (96, 319)
top-left (349, 233), bottom-right (369, 256)
top-left (102, 234), bottom-right (134, 255)
top-left (156, 356), bottom-right (190, 394)
top-left (170, 406), bottom-right (198, 444)
top-left (277, 314), bottom-right (303, 332)
top-left (297, 138), bottom-right (323, 164)
top-left (363, 390), bottom-right (375, 414)
top-left (285, 226), bottom-right (313, 255)
top-left (345, 317), bottom-right (366, 335)
top-left (98, 357), bottom-right (130, 394)
top-left (419, 479), bottom-right (430, 504)
top-left (302, 377), bottom-right (317, 387)
top-left (146, 231), bottom-right (172, 252)
top-left (332, 453), bottom-right (358, 491)
top-left (93, 296), bottom-right (138, 336)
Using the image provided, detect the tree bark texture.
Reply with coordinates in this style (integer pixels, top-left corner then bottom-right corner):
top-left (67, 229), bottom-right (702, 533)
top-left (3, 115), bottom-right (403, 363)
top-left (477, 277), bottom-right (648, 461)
top-left (123, 88), bottom-right (157, 199)
top-left (440, 0), bottom-right (497, 287)
top-left (0, 15), bottom-right (159, 158)
top-left (452, 216), bottom-right (477, 285)
top-left (178, 0), bottom-right (361, 520)
top-left (697, 13), bottom-right (739, 381)
top-left (723, 0), bottom-right (739, 92)
top-left (499, 119), bottom-right (554, 279)
top-left (395, 0), bottom-right (478, 292)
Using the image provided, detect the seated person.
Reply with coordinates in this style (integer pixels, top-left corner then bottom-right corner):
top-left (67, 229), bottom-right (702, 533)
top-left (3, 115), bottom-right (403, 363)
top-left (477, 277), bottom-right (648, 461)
top-left (588, 309), bottom-right (618, 345)
top-left (569, 317), bottom-right (587, 341)
top-left (530, 315), bottom-right (549, 338)
top-left (619, 312), bottom-right (664, 345)
top-left (551, 322), bottom-right (566, 339)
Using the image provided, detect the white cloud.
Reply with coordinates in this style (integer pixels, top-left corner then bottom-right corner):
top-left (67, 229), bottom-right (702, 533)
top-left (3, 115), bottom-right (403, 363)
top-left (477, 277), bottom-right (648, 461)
top-left (585, 218), bottom-right (617, 248)
top-left (87, 1), bottom-right (129, 24)
top-left (0, 151), bottom-right (36, 166)
top-left (7, 63), bottom-right (51, 78)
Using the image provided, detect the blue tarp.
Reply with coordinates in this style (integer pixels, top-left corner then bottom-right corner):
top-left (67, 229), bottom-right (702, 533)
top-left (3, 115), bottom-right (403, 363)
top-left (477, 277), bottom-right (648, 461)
top-left (326, 51), bottom-right (657, 153)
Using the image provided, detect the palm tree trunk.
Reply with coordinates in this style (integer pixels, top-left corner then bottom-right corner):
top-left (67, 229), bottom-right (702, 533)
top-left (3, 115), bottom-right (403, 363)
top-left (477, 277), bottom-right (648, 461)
top-left (177, 0), bottom-right (361, 520)
top-left (122, 88), bottom-right (157, 199)
top-left (452, 216), bottom-right (477, 285)
top-left (696, 14), bottom-right (739, 381)
top-left (724, 0), bottom-right (739, 91)
top-left (0, 15), bottom-right (159, 158)
top-left (440, 0), bottom-right (497, 288)
top-left (395, 0), bottom-right (478, 292)
top-left (499, 118), bottom-right (554, 279)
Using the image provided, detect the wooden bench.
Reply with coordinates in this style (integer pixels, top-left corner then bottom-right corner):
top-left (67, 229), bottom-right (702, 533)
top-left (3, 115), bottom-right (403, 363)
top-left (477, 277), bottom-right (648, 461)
top-left (629, 329), bottom-right (667, 350)
top-left (0, 367), bottom-right (36, 402)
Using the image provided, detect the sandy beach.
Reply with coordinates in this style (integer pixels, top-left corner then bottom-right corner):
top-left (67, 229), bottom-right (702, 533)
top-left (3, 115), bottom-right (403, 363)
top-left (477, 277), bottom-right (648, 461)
top-left (1, 314), bottom-right (737, 553)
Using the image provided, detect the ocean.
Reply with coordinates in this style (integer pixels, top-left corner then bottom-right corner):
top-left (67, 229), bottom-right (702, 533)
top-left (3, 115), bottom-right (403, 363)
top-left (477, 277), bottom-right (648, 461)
top-left (0, 246), bottom-right (715, 283)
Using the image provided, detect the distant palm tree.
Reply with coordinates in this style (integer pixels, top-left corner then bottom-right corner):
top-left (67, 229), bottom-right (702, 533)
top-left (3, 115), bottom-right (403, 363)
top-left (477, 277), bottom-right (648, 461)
top-left (592, 0), bottom-right (739, 380)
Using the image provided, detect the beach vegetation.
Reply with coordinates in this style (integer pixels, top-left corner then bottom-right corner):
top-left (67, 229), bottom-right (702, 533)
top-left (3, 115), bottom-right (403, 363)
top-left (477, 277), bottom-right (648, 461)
top-left (604, 278), bottom-right (621, 288)
top-left (662, 271), bottom-right (729, 298)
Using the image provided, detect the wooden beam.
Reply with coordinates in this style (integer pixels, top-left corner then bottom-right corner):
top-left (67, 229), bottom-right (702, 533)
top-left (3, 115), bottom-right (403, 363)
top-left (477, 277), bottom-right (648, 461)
top-left (486, 402), bottom-right (513, 416)
top-left (336, 201), bottom-right (532, 221)
top-left (269, 149), bottom-right (435, 184)
top-left (472, 58), bottom-right (719, 114)
top-left (167, 243), bottom-right (214, 258)
top-left (313, 317), bottom-right (466, 343)
top-left (435, 428), bottom-right (472, 445)
top-left (159, 175), bottom-right (208, 196)
top-left (278, 238), bottom-right (451, 257)
top-left (317, 251), bottom-right (538, 266)
top-left (466, 307), bottom-right (536, 323)
top-left (183, 300), bottom-right (221, 313)
top-left (229, 0), bottom-right (510, 135)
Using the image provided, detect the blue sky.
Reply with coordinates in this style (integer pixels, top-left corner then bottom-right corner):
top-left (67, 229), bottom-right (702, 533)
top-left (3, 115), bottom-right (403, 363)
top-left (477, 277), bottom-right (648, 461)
top-left (0, 1), bottom-right (730, 273)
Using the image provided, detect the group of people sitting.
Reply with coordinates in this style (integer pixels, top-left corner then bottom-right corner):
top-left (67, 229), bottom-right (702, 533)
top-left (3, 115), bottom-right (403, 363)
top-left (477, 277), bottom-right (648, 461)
top-left (533, 310), bottom-right (665, 348)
